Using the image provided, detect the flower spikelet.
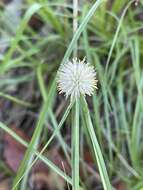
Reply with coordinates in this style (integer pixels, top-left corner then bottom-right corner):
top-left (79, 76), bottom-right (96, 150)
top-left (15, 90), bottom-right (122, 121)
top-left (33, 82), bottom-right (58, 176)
top-left (57, 58), bottom-right (98, 99)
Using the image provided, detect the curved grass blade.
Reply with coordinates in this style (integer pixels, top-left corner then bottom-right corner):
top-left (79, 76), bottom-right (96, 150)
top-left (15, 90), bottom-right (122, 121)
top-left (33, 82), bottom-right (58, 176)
top-left (3, 3), bottom-right (42, 65)
top-left (12, 100), bottom-right (74, 190)
top-left (0, 121), bottom-right (71, 185)
top-left (105, 0), bottom-right (135, 74)
top-left (12, 80), bottom-right (56, 190)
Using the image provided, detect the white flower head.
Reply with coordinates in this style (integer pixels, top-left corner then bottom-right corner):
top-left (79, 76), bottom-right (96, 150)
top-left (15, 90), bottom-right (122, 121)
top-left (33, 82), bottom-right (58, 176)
top-left (57, 58), bottom-right (98, 100)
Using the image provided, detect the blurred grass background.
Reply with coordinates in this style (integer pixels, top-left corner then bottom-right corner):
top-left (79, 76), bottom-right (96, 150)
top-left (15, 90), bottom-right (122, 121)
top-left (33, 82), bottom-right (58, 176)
top-left (0, 0), bottom-right (143, 189)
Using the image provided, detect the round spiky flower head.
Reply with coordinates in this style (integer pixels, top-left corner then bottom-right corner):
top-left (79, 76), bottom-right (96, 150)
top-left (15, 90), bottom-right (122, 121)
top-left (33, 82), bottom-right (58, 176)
top-left (57, 58), bottom-right (98, 100)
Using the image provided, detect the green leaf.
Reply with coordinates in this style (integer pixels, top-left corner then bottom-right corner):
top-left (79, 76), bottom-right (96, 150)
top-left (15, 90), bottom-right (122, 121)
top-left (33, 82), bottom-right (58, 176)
top-left (81, 96), bottom-right (112, 190)
top-left (12, 79), bottom-right (56, 189)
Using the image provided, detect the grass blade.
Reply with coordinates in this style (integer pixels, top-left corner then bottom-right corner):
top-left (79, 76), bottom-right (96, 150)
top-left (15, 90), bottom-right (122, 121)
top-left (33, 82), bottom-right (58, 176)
top-left (0, 121), bottom-right (72, 185)
top-left (81, 96), bottom-right (112, 190)
top-left (105, 0), bottom-right (135, 74)
top-left (3, 3), bottom-right (42, 66)
top-left (0, 91), bottom-right (34, 108)
top-left (12, 100), bottom-right (73, 189)
top-left (61, 0), bottom-right (103, 65)
top-left (12, 79), bottom-right (56, 189)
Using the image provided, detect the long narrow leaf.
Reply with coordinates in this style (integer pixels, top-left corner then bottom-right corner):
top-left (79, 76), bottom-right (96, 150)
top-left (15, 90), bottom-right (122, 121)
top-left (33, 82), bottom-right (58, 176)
top-left (81, 96), bottom-right (112, 190)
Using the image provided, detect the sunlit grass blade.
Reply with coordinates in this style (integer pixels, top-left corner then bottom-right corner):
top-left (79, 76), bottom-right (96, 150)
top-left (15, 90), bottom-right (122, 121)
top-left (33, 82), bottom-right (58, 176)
top-left (12, 100), bottom-right (73, 190)
top-left (0, 121), bottom-right (72, 185)
top-left (81, 96), bottom-right (112, 190)
top-left (12, 80), bottom-right (56, 190)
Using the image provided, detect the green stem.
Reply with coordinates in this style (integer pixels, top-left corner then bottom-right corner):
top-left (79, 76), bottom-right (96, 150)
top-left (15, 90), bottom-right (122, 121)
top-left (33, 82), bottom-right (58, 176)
top-left (72, 99), bottom-right (80, 190)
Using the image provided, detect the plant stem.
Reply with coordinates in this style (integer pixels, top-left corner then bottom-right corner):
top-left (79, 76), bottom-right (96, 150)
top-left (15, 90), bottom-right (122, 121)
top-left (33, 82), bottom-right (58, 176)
top-left (72, 99), bottom-right (80, 190)
top-left (73, 0), bottom-right (78, 57)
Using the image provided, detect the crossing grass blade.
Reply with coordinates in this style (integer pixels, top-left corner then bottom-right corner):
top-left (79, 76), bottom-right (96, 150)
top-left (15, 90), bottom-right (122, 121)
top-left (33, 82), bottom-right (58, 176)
top-left (12, 80), bottom-right (56, 190)
top-left (0, 121), bottom-right (72, 185)
top-left (12, 100), bottom-right (74, 190)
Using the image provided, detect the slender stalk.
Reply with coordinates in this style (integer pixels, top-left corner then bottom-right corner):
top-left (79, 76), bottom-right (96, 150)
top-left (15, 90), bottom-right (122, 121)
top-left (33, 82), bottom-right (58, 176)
top-left (61, 0), bottom-right (103, 66)
top-left (72, 99), bottom-right (80, 190)
top-left (73, 0), bottom-right (78, 57)
top-left (72, 0), bottom-right (80, 189)
top-left (81, 96), bottom-right (112, 190)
